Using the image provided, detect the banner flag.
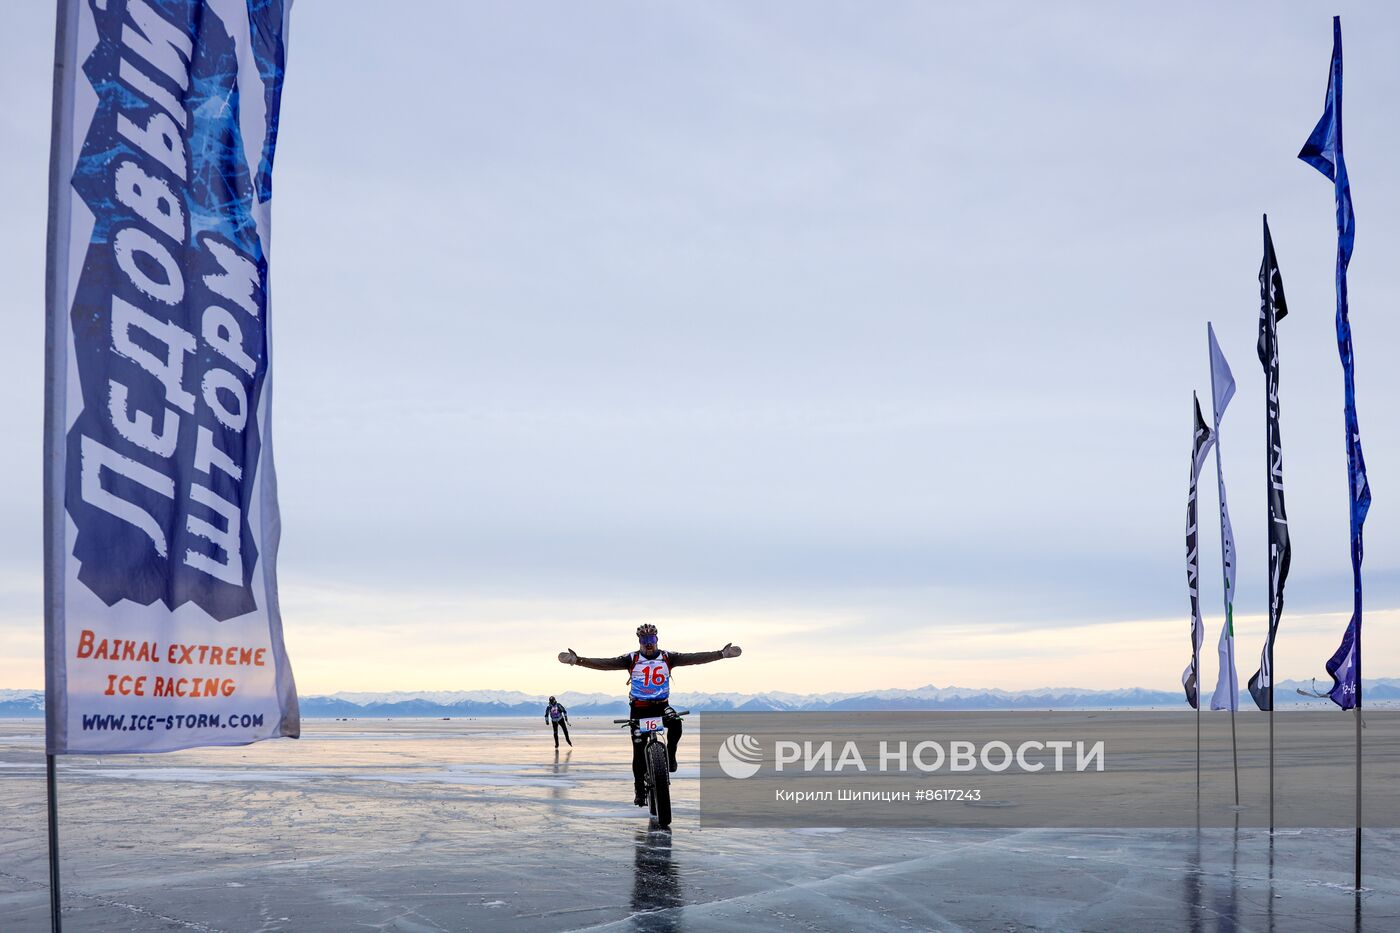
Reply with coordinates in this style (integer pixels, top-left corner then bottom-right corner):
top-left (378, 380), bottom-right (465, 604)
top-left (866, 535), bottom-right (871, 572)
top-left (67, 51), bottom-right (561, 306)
top-left (1182, 393), bottom-right (1215, 709)
top-left (1247, 218), bottom-right (1293, 712)
top-left (1207, 324), bottom-right (1238, 712)
top-left (1299, 16), bottom-right (1369, 710)
top-left (44, 0), bottom-right (299, 753)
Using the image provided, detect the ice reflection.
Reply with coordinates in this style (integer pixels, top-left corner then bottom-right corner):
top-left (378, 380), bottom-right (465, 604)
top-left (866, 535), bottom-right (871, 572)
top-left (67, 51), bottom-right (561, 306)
top-left (1267, 833), bottom-right (1275, 933)
top-left (631, 828), bottom-right (682, 931)
top-left (1208, 818), bottom-right (1240, 931)
top-left (2, 720), bottom-right (1395, 930)
top-left (551, 748), bottom-right (572, 805)
top-left (1185, 831), bottom-right (1203, 933)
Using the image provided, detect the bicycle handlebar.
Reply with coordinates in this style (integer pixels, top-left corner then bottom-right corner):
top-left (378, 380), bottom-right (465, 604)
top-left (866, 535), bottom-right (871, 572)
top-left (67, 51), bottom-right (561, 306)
top-left (612, 709), bottom-right (691, 724)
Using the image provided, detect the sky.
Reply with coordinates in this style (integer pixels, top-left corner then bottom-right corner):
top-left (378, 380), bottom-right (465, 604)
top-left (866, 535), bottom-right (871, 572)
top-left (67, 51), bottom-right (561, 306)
top-left (2, 1), bottom-right (1399, 697)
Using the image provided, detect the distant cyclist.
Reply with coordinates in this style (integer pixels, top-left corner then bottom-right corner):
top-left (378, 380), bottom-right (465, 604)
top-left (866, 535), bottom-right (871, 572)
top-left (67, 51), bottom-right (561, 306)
top-left (559, 624), bottom-right (741, 806)
top-left (544, 696), bottom-right (572, 748)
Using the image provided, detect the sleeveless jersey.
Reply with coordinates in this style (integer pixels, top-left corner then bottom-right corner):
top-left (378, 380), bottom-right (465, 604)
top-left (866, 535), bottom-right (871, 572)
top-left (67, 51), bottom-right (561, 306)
top-left (547, 704), bottom-right (564, 722)
top-left (629, 651), bottom-right (671, 701)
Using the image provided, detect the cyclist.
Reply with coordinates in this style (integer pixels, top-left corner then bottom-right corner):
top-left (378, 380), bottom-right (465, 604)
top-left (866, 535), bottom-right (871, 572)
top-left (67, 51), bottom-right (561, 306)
top-left (544, 696), bottom-right (572, 748)
top-left (559, 624), bottom-right (741, 806)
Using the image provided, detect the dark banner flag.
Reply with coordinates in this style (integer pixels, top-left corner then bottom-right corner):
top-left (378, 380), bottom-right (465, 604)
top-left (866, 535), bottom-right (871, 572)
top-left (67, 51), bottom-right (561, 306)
top-left (1182, 394), bottom-right (1215, 709)
top-left (1247, 218), bottom-right (1292, 711)
top-left (1299, 17), bottom-right (1369, 710)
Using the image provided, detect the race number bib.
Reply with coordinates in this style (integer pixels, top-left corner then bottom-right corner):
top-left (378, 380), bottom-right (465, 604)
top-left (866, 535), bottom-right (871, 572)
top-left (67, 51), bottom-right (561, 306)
top-left (630, 654), bottom-right (670, 700)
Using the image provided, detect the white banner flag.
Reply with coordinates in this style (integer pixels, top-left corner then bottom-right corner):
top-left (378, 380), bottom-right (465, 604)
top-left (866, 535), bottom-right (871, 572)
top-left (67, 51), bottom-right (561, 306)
top-left (1207, 324), bottom-right (1239, 712)
top-left (44, 0), bottom-right (298, 754)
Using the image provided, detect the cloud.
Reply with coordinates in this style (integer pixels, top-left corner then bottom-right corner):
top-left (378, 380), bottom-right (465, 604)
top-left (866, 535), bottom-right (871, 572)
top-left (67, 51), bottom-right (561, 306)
top-left (2, 3), bottom-right (1400, 693)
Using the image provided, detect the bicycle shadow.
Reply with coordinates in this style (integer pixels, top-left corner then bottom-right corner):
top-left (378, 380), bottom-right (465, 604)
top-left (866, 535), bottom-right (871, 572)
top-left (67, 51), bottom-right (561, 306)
top-left (630, 827), bottom-right (683, 931)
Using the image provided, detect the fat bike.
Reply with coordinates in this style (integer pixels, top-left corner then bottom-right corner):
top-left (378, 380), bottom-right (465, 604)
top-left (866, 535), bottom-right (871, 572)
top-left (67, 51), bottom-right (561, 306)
top-left (615, 709), bottom-right (689, 827)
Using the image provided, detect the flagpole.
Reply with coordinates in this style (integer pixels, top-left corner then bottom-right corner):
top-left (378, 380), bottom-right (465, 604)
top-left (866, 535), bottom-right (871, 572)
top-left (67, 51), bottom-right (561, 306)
top-left (1185, 395), bottom-right (1212, 809)
top-left (46, 754), bottom-right (61, 933)
top-left (43, 2), bottom-right (72, 930)
top-left (1192, 401), bottom-right (1201, 806)
top-left (1228, 707), bottom-right (1238, 806)
top-left (1265, 283), bottom-right (1274, 829)
top-left (1297, 12), bottom-right (1366, 892)
top-left (1209, 336), bottom-right (1240, 808)
top-left (1252, 215), bottom-right (1293, 837)
top-left (1265, 264), bottom-right (1276, 823)
top-left (1264, 223), bottom-right (1275, 833)
top-left (1354, 703), bottom-right (1361, 889)
top-left (1215, 433), bottom-right (1240, 807)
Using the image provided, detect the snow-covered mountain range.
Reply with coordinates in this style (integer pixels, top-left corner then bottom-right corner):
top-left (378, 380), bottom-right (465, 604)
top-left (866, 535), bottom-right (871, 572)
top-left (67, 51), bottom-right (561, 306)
top-left (4, 680), bottom-right (1398, 718)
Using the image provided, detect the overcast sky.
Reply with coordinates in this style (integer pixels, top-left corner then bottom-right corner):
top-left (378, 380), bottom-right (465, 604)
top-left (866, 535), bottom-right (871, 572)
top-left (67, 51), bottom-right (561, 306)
top-left (2, 2), bottom-right (1399, 696)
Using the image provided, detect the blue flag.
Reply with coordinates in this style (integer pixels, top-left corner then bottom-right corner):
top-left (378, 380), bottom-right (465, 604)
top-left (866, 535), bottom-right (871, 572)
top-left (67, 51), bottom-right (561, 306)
top-left (1299, 17), bottom-right (1369, 710)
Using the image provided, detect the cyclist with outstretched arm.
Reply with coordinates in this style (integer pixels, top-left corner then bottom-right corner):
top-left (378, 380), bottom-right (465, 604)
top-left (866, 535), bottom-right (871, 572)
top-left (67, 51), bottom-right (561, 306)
top-left (559, 624), bottom-right (741, 806)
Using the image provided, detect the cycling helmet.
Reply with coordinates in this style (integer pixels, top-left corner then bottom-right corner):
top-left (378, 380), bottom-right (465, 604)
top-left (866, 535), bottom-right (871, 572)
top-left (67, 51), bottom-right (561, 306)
top-left (548, 696), bottom-right (556, 703)
top-left (636, 623), bottom-right (659, 645)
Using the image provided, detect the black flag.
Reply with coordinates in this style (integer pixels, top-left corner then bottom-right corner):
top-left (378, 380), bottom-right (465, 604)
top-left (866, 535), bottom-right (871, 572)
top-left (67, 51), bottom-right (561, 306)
top-left (1248, 216), bottom-right (1292, 711)
top-left (1183, 393), bottom-right (1215, 709)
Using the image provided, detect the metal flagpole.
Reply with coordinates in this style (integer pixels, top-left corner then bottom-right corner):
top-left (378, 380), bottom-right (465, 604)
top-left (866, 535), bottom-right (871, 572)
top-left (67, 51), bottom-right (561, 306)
top-left (1211, 393), bottom-right (1240, 808)
top-left (46, 755), bottom-right (61, 933)
top-left (1196, 685), bottom-right (1201, 804)
top-left (1263, 227), bottom-right (1275, 835)
top-left (1355, 704), bottom-right (1361, 889)
top-left (1194, 404), bottom-right (1201, 807)
top-left (1268, 702), bottom-right (1274, 832)
top-left (44, 3), bottom-right (75, 930)
top-left (1295, 11), bottom-right (1367, 893)
top-left (1228, 708), bottom-right (1239, 806)
top-left (1261, 217), bottom-right (1282, 836)
top-left (1265, 325), bottom-right (1275, 831)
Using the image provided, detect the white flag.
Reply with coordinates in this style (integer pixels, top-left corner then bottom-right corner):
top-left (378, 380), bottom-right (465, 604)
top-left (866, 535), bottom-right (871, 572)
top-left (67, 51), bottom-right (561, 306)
top-left (1208, 324), bottom-right (1239, 711)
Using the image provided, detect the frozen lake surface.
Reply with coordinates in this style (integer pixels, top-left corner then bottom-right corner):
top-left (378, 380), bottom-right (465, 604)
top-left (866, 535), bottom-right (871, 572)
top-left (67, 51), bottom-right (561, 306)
top-left (1, 718), bottom-right (1396, 931)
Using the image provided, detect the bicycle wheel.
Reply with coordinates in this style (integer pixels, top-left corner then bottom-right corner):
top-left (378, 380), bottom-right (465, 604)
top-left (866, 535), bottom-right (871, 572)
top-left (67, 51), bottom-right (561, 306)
top-left (647, 739), bottom-right (671, 826)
